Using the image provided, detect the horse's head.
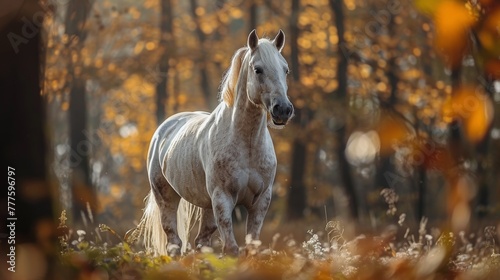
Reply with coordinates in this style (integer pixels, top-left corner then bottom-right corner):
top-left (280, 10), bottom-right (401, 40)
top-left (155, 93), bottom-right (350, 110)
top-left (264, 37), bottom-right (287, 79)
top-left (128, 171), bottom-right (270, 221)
top-left (245, 30), bottom-right (294, 129)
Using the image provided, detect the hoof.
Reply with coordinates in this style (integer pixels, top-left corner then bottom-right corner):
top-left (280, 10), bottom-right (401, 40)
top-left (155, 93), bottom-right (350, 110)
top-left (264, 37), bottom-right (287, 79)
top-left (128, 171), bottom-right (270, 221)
top-left (223, 245), bottom-right (239, 257)
top-left (167, 244), bottom-right (181, 257)
top-left (196, 244), bottom-right (214, 253)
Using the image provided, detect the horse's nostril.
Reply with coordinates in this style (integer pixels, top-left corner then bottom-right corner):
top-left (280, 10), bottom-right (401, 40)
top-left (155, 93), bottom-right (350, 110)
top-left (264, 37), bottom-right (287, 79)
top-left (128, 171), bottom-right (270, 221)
top-left (272, 103), bottom-right (293, 119)
top-left (273, 104), bottom-right (280, 114)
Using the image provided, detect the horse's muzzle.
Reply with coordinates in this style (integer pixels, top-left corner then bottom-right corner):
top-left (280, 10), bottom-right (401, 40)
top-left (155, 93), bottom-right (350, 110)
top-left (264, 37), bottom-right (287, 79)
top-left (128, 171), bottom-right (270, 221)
top-left (270, 101), bottom-right (294, 125)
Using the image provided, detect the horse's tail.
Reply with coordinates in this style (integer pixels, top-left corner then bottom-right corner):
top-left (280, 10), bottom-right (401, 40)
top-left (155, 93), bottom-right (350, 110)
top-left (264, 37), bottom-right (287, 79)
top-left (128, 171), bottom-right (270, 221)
top-left (138, 192), bottom-right (168, 256)
top-left (177, 198), bottom-right (202, 253)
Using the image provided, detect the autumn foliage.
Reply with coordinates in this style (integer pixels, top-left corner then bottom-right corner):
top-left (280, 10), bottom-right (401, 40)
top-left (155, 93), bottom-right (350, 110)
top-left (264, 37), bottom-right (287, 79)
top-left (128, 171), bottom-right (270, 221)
top-left (35, 0), bottom-right (500, 278)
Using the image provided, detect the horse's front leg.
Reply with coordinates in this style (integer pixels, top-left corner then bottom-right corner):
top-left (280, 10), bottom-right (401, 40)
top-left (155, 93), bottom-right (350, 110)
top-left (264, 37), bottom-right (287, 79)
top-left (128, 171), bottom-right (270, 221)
top-left (194, 208), bottom-right (217, 249)
top-left (246, 188), bottom-right (272, 241)
top-left (211, 188), bottom-right (239, 256)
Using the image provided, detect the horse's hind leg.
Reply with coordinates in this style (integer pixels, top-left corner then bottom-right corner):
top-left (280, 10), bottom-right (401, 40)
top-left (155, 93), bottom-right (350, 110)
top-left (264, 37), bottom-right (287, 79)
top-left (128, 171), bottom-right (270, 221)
top-left (149, 150), bottom-right (182, 256)
top-left (151, 184), bottom-right (182, 256)
top-left (194, 208), bottom-right (217, 249)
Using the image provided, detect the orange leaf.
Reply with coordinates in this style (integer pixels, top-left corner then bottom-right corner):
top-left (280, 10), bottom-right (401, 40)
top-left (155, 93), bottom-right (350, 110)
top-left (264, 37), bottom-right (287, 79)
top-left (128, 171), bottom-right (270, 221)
top-left (478, 7), bottom-right (500, 56)
top-left (484, 59), bottom-right (500, 80)
top-left (434, 1), bottom-right (476, 67)
top-left (376, 115), bottom-right (410, 155)
top-left (447, 87), bottom-right (494, 143)
top-left (465, 101), bottom-right (492, 143)
top-left (479, 0), bottom-right (496, 8)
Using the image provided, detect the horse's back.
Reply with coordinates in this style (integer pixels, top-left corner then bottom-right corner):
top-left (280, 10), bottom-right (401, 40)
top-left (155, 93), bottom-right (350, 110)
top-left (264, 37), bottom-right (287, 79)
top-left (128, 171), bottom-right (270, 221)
top-left (150, 111), bottom-right (209, 164)
top-left (156, 111), bottom-right (209, 138)
top-left (149, 112), bottom-right (203, 157)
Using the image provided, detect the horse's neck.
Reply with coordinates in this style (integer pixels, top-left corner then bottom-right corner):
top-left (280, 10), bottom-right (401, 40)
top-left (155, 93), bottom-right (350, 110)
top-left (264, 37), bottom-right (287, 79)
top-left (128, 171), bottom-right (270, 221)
top-left (228, 77), bottom-right (267, 140)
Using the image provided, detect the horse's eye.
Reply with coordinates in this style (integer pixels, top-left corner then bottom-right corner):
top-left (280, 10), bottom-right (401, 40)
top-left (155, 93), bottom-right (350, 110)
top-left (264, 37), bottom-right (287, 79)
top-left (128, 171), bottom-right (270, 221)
top-left (254, 67), bottom-right (263, 74)
top-left (285, 69), bottom-right (290, 75)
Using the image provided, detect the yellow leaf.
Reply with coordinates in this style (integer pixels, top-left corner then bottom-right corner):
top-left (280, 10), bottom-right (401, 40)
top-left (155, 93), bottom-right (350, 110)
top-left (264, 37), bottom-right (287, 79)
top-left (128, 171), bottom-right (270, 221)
top-left (195, 7), bottom-right (205, 16)
top-left (61, 101), bottom-right (69, 111)
top-left (230, 8), bottom-right (242, 19)
top-left (414, 0), bottom-right (444, 15)
top-left (134, 41), bottom-right (145, 55)
top-left (178, 94), bottom-right (187, 105)
top-left (145, 41), bottom-right (156, 51)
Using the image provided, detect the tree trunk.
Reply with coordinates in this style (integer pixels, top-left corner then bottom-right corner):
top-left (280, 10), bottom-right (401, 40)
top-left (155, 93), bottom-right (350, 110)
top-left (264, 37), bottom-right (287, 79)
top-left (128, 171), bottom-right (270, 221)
top-left (376, 14), bottom-right (398, 209)
top-left (65, 0), bottom-right (95, 223)
top-left (448, 68), bottom-right (463, 162)
top-left (286, 0), bottom-right (308, 220)
top-left (473, 78), bottom-right (494, 219)
top-left (0, 0), bottom-right (55, 278)
top-left (69, 79), bottom-right (93, 220)
top-left (472, 50), bottom-right (496, 219)
top-left (156, 0), bottom-right (174, 124)
top-left (287, 138), bottom-right (307, 220)
top-left (329, 0), bottom-right (358, 219)
top-left (249, 0), bottom-right (258, 32)
top-left (189, 0), bottom-right (211, 106)
top-left (414, 16), bottom-right (436, 221)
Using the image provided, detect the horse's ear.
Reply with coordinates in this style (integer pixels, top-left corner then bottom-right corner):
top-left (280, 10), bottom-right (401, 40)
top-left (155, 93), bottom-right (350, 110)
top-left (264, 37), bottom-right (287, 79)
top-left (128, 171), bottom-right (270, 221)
top-left (247, 29), bottom-right (258, 51)
top-left (273, 29), bottom-right (285, 52)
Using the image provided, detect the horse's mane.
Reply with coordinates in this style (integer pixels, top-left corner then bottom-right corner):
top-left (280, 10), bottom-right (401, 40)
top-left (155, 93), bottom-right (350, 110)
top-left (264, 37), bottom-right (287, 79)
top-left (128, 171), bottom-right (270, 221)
top-left (219, 47), bottom-right (248, 107)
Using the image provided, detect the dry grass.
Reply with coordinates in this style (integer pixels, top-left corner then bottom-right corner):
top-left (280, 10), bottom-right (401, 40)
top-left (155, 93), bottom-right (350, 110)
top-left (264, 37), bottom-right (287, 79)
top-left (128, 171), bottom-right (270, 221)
top-left (55, 209), bottom-right (500, 280)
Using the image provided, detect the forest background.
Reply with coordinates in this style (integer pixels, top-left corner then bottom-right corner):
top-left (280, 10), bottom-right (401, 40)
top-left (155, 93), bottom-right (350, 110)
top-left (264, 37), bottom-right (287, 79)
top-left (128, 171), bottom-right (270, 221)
top-left (1, 0), bottom-right (500, 270)
top-left (2, 0), bottom-right (500, 279)
top-left (44, 0), bottom-right (500, 234)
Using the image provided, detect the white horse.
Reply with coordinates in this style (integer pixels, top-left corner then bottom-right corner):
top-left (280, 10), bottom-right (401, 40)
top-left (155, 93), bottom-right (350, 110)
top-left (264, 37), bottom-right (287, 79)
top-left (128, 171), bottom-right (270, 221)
top-left (138, 29), bottom-right (293, 256)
